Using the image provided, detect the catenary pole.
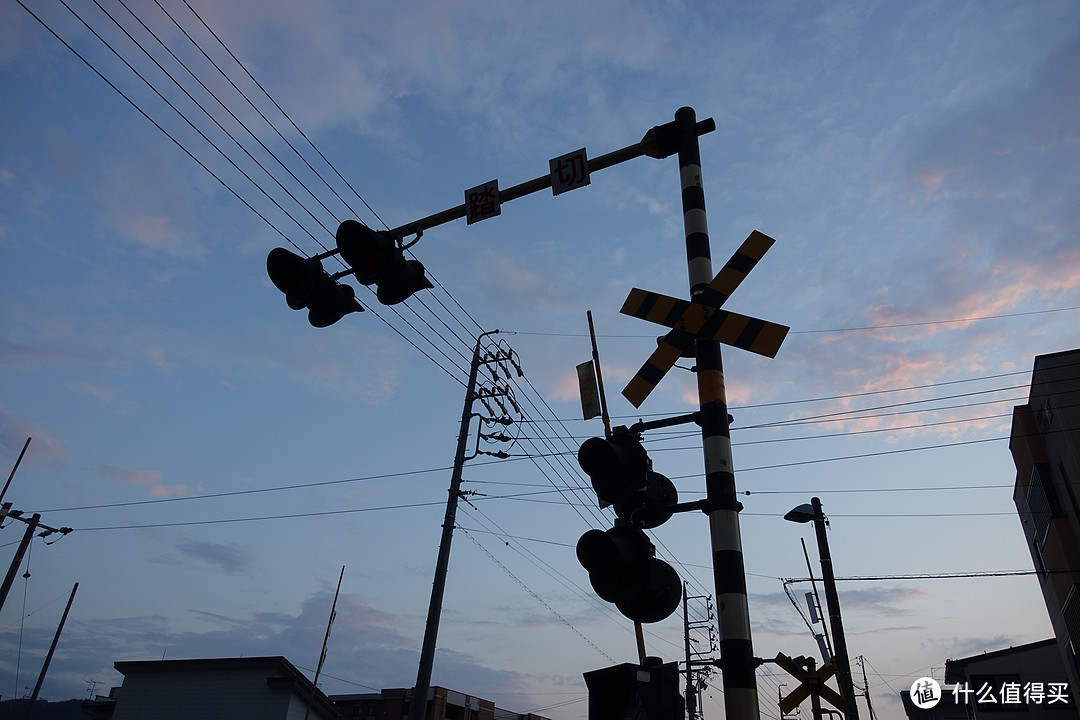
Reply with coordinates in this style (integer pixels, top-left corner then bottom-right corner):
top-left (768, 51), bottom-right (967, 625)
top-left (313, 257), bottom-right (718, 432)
top-left (409, 331), bottom-right (498, 720)
top-left (672, 106), bottom-right (760, 720)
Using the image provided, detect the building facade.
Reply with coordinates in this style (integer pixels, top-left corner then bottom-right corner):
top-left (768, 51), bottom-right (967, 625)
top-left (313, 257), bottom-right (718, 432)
top-left (86, 656), bottom-right (339, 720)
top-left (1010, 348), bottom-right (1080, 703)
top-left (943, 639), bottom-right (1074, 719)
top-left (81, 658), bottom-right (549, 720)
top-left (330, 686), bottom-right (549, 720)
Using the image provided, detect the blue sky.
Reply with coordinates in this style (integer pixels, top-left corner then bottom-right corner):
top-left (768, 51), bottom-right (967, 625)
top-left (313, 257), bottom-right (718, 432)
top-left (1, 1), bottom-right (1079, 718)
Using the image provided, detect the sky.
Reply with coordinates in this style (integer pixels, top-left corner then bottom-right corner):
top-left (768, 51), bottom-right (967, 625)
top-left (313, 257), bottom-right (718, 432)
top-left (1, 1), bottom-right (1079, 719)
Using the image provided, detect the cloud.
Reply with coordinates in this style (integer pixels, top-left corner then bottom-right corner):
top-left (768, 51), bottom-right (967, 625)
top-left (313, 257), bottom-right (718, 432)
top-left (0, 586), bottom-right (546, 707)
top-left (94, 152), bottom-right (207, 262)
top-left (470, 250), bottom-right (548, 315)
top-left (884, 39), bottom-right (1080, 320)
top-left (934, 634), bottom-right (1024, 661)
top-left (176, 539), bottom-right (254, 573)
top-left (92, 464), bottom-right (192, 498)
top-left (837, 586), bottom-right (930, 617)
top-left (0, 404), bottom-right (66, 464)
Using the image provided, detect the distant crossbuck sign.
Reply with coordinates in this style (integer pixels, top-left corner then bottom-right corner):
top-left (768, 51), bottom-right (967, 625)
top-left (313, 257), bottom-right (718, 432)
top-left (620, 230), bottom-right (789, 407)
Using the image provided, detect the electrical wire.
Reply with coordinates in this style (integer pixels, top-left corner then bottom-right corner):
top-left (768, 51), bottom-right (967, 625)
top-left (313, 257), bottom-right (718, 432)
top-left (457, 526), bottom-right (616, 664)
top-left (507, 304), bottom-right (1080, 338)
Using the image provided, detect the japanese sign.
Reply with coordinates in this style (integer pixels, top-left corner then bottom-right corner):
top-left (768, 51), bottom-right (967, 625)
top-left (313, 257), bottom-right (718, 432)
top-left (465, 180), bottom-right (500, 224)
top-left (549, 148), bottom-right (590, 196)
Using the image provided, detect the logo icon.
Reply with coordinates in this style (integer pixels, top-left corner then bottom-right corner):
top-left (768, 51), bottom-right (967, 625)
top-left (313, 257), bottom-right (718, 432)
top-left (911, 677), bottom-right (942, 709)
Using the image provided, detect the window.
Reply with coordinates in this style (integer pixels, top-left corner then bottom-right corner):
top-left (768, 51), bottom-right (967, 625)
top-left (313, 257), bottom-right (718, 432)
top-left (1063, 586), bottom-right (1080, 661)
top-left (1061, 461), bottom-right (1080, 519)
top-left (1028, 463), bottom-right (1062, 548)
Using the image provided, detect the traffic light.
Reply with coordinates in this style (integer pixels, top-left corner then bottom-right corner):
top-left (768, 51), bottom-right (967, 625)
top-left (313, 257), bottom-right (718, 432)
top-left (583, 658), bottom-right (684, 720)
top-left (335, 220), bottom-right (434, 305)
top-left (578, 428), bottom-right (678, 528)
top-left (577, 521), bottom-right (681, 623)
top-left (266, 248), bottom-right (362, 327)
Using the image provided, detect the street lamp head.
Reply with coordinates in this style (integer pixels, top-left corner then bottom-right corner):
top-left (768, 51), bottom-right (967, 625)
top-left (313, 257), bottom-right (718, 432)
top-left (784, 503), bottom-right (816, 524)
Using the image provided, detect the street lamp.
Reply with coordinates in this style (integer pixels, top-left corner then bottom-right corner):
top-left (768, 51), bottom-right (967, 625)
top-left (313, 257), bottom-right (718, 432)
top-left (784, 497), bottom-right (860, 720)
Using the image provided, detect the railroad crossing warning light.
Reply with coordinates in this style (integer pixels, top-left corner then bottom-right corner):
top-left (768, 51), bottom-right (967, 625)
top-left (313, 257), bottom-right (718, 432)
top-left (584, 658), bottom-right (684, 720)
top-left (576, 521), bottom-right (682, 623)
top-left (577, 428), bottom-right (678, 528)
top-left (335, 220), bottom-right (434, 305)
top-left (266, 248), bottom-right (362, 328)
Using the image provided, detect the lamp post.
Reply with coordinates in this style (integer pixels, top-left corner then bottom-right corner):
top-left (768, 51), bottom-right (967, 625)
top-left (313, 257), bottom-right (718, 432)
top-left (784, 498), bottom-right (860, 720)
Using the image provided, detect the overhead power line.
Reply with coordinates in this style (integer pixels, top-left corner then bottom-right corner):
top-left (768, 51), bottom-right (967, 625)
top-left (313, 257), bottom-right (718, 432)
top-left (782, 569), bottom-right (1053, 583)
top-left (508, 304), bottom-right (1080, 338)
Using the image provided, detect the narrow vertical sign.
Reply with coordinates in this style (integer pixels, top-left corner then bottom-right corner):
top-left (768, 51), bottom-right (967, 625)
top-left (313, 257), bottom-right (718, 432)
top-left (465, 180), bottom-right (501, 224)
top-left (577, 360), bottom-right (600, 420)
top-left (550, 148), bottom-right (590, 196)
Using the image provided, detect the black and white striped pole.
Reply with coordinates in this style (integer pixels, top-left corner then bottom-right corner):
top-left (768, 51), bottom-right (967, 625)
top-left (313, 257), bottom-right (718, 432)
top-left (671, 106), bottom-right (760, 720)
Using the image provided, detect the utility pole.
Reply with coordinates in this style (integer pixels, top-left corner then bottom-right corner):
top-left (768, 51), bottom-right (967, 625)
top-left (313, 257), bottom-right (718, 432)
top-left (23, 582), bottom-right (78, 720)
top-left (683, 585), bottom-right (717, 720)
top-left (683, 589), bottom-right (698, 720)
top-left (1, 514), bottom-right (40, 614)
top-left (785, 499), bottom-right (858, 720)
top-left (809, 498), bottom-right (858, 720)
top-left (0, 514), bottom-right (72, 615)
top-left (409, 331), bottom-right (517, 720)
top-left (1, 437), bottom-right (31, 505)
top-left (670, 106), bottom-right (760, 720)
top-left (857, 657), bottom-right (877, 720)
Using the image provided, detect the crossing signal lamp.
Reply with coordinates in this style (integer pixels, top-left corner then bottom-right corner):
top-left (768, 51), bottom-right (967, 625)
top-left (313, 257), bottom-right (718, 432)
top-left (336, 220), bottom-right (434, 305)
top-left (577, 521), bottom-right (681, 623)
top-left (576, 427), bottom-right (681, 623)
top-left (266, 248), bottom-right (362, 327)
top-left (578, 428), bottom-right (678, 528)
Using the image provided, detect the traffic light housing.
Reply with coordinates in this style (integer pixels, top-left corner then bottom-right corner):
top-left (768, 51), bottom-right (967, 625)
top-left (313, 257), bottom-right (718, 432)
top-left (578, 428), bottom-right (678, 528)
top-left (577, 521), bottom-right (681, 623)
top-left (584, 658), bottom-right (684, 720)
top-left (335, 220), bottom-right (434, 305)
top-left (266, 248), bottom-right (362, 327)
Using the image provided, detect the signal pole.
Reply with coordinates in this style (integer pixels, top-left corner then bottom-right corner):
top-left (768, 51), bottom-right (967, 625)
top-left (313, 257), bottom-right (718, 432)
top-left (672, 106), bottom-right (760, 720)
top-left (409, 331), bottom-right (517, 720)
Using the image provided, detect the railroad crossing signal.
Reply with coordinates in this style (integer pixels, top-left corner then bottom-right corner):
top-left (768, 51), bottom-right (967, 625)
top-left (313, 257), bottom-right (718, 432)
top-left (619, 230), bottom-right (789, 407)
top-left (775, 652), bottom-right (845, 716)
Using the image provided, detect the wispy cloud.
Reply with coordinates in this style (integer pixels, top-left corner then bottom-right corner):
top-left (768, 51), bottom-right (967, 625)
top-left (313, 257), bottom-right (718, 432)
top-left (0, 404), bottom-right (66, 463)
top-left (176, 539), bottom-right (254, 573)
top-left (92, 464), bottom-right (192, 498)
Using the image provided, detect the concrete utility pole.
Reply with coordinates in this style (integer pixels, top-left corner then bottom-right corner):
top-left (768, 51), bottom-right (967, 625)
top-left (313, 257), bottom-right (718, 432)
top-left (0, 513), bottom-right (40, 614)
top-left (409, 331), bottom-right (515, 720)
top-left (23, 582), bottom-right (78, 720)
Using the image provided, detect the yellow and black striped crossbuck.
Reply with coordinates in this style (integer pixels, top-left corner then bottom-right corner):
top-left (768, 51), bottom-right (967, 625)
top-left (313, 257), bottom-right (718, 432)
top-left (620, 230), bottom-right (789, 407)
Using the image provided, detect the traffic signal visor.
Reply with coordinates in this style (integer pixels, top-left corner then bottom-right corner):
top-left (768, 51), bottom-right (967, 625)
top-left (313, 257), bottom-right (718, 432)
top-left (336, 220), bottom-right (434, 305)
top-left (266, 247), bottom-right (362, 327)
top-left (576, 524), bottom-right (681, 624)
